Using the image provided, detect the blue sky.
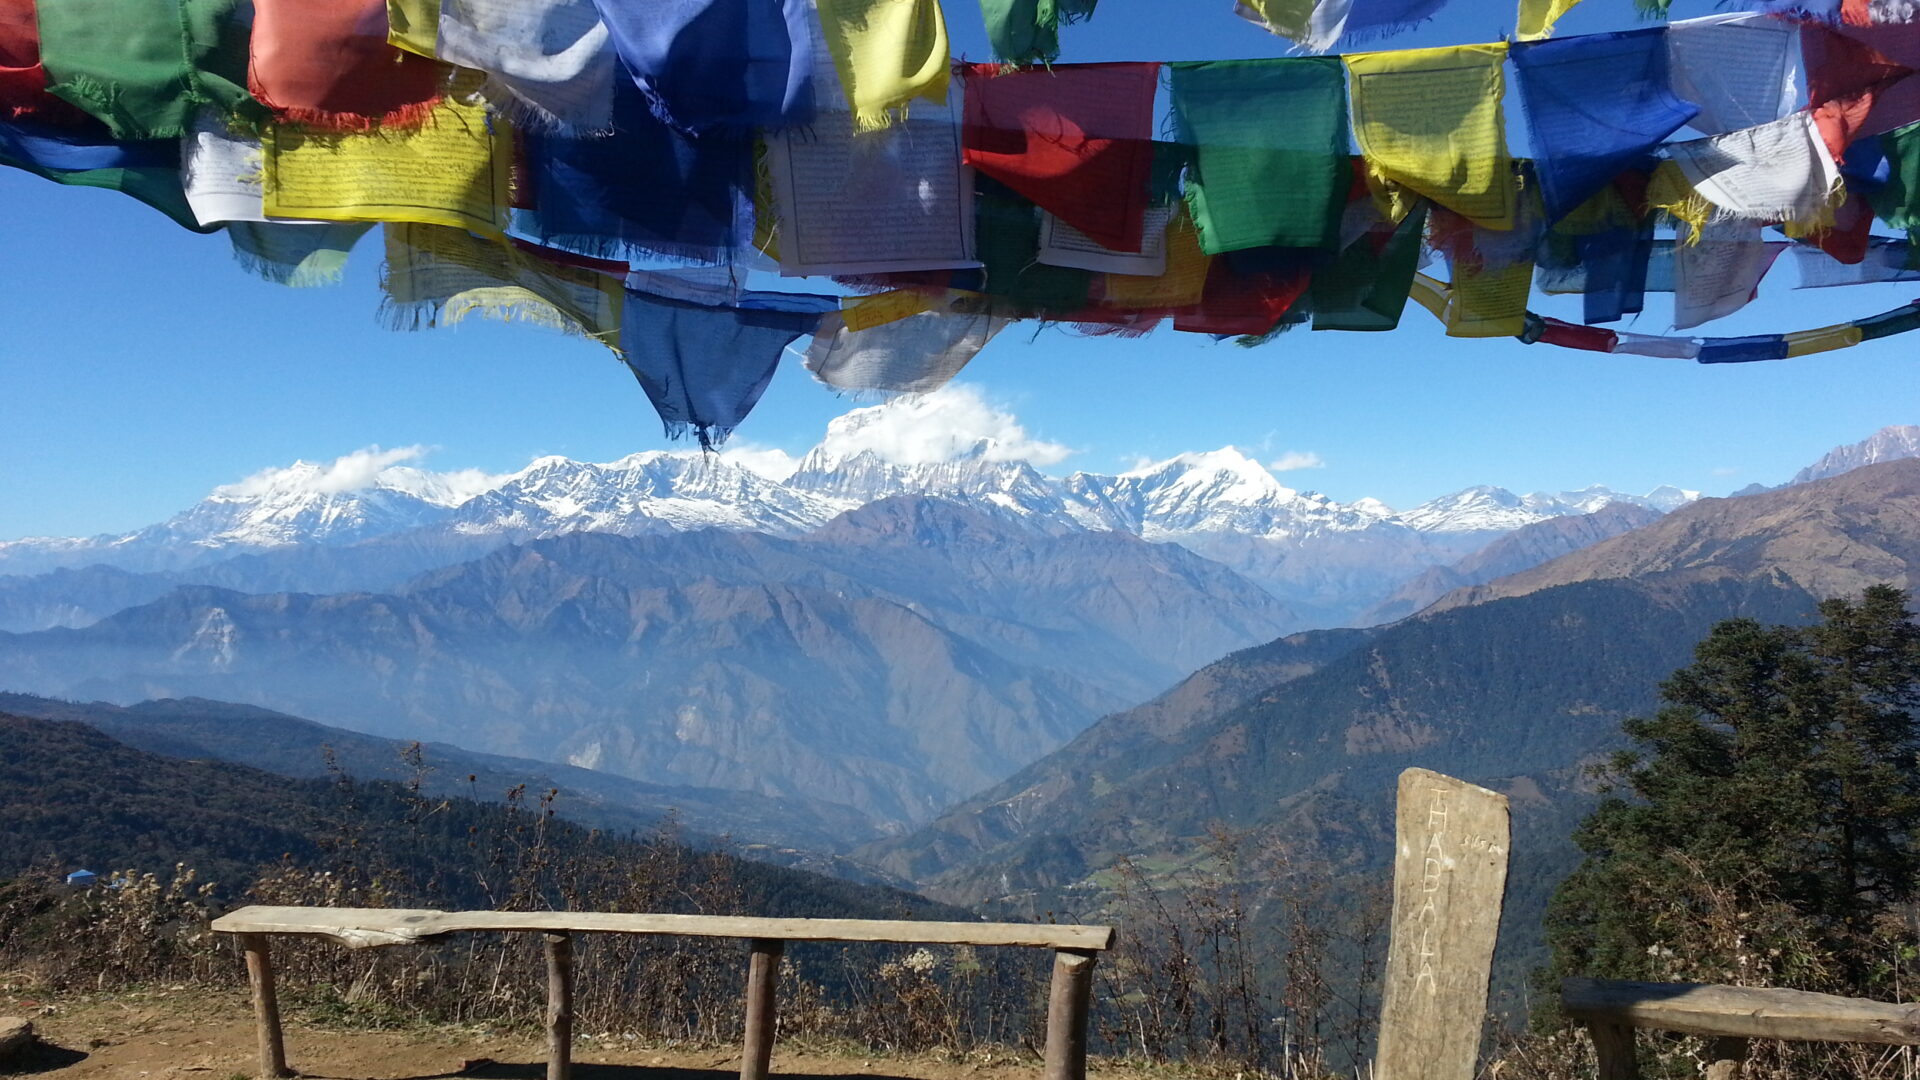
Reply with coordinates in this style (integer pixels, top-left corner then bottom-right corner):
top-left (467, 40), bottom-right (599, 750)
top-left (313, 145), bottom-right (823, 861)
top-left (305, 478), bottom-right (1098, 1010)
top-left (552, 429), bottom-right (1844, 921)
top-left (3, 0), bottom-right (1918, 541)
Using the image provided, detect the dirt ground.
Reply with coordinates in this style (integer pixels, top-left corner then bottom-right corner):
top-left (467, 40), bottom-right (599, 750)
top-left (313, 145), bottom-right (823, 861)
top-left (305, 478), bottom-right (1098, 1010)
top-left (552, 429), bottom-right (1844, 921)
top-left (3, 990), bottom-right (1135, 1080)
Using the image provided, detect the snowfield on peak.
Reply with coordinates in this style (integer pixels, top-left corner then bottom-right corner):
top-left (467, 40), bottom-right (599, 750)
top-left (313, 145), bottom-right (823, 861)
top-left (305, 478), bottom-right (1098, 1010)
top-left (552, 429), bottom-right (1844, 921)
top-left (0, 427), bottom-right (1704, 629)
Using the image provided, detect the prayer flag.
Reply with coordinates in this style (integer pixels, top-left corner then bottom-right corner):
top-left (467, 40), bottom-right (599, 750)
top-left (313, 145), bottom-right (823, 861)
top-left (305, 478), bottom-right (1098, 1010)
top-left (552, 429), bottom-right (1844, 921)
top-left (521, 81), bottom-right (752, 264)
top-left (1102, 209), bottom-right (1213, 309)
top-left (1171, 58), bottom-right (1349, 253)
top-left (1346, 44), bottom-right (1515, 229)
top-left (0, 117), bottom-right (207, 230)
top-left (981, 0), bottom-right (1096, 64)
top-left (1236, 0), bottom-right (1448, 55)
top-left (622, 283), bottom-right (835, 447)
top-left (806, 291), bottom-right (1007, 394)
top-left (1654, 112), bottom-right (1845, 238)
top-left (1310, 203), bottom-right (1426, 331)
top-left (1869, 120), bottom-right (1920, 250)
top-left (1782, 324), bottom-right (1862, 357)
top-left (1446, 254), bottom-right (1531, 337)
top-left (387, 0), bottom-right (440, 57)
top-left (1512, 29), bottom-right (1696, 221)
top-left (0, 0), bottom-right (90, 125)
top-left (1173, 257), bottom-right (1310, 337)
top-left (1515, 0), bottom-right (1583, 42)
top-left (263, 92), bottom-right (512, 238)
top-left (1671, 221), bottom-right (1787, 330)
top-left (228, 221), bottom-right (372, 286)
top-left (1694, 335), bottom-right (1787, 363)
top-left (1665, 13), bottom-right (1796, 137)
top-left (382, 222), bottom-right (625, 350)
top-left (1793, 238), bottom-right (1920, 285)
top-left (35, 0), bottom-right (258, 140)
top-left (251, 0), bottom-right (450, 130)
top-left (816, 0), bottom-right (950, 133)
top-left (975, 177), bottom-right (1094, 315)
top-left (965, 61), bottom-right (1158, 254)
top-left (592, 0), bottom-right (815, 134)
top-left (1802, 21), bottom-right (1920, 155)
top-left (766, 65), bottom-right (975, 277)
top-left (436, 0), bottom-right (616, 134)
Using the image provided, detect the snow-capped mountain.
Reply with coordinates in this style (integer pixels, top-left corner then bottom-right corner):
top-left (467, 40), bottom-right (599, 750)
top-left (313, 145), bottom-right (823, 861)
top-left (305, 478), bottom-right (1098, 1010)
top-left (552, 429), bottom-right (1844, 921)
top-left (0, 396), bottom-right (1710, 627)
top-left (1788, 425), bottom-right (1920, 487)
top-left (1394, 483), bottom-right (1699, 534)
top-left (443, 452), bottom-right (845, 539)
top-left (1063, 449), bottom-right (1397, 539)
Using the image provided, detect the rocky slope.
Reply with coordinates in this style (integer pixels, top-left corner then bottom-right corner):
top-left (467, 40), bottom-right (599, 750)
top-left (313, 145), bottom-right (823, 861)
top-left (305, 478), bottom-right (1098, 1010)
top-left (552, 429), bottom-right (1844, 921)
top-left (863, 462), bottom-right (1920, 925)
top-left (1425, 458), bottom-right (1920, 615)
top-left (1360, 502), bottom-right (1665, 624)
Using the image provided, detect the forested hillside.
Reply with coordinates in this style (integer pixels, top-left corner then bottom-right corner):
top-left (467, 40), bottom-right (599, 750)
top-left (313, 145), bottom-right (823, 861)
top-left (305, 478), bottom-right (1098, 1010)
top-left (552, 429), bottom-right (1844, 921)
top-left (0, 712), bottom-right (961, 922)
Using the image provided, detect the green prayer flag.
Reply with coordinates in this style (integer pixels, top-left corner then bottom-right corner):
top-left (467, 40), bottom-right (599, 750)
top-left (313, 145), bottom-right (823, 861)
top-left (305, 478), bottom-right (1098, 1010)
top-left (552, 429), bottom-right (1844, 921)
top-left (979, 0), bottom-right (1096, 64)
top-left (1172, 58), bottom-right (1350, 255)
top-left (1871, 121), bottom-right (1920, 269)
top-left (1311, 202), bottom-right (1428, 332)
top-left (976, 177), bottom-right (1094, 316)
top-left (38, 0), bottom-right (261, 140)
top-left (0, 154), bottom-right (208, 233)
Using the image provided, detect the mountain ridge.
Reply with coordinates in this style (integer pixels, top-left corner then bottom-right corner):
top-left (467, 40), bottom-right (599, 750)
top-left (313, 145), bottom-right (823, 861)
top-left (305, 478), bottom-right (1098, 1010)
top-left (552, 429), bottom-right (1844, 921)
top-left (0, 401), bottom-right (1704, 627)
top-left (0, 497), bottom-right (1299, 836)
top-left (862, 459), bottom-right (1920, 925)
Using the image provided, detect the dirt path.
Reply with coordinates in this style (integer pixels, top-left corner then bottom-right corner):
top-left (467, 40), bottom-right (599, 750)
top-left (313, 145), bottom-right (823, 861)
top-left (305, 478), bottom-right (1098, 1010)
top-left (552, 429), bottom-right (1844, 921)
top-left (6, 991), bottom-right (1107, 1080)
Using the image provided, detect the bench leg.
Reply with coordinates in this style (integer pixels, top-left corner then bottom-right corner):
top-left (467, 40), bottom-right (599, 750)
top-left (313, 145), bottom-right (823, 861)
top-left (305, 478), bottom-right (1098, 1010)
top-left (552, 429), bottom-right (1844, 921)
top-left (1045, 949), bottom-right (1097, 1080)
top-left (1586, 1020), bottom-right (1638, 1080)
top-left (546, 932), bottom-right (574, 1080)
top-left (240, 933), bottom-right (291, 1079)
top-left (1704, 1036), bottom-right (1748, 1080)
top-left (741, 938), bottom-right (784, 1080)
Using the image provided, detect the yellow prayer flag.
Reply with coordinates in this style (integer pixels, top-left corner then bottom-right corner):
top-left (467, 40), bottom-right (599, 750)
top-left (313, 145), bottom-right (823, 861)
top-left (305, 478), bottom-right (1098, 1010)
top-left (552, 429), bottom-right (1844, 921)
top-left (843, 290), bottom-right (937, 332)
top-left (1445, 258), bottom-right (1531, 337)
top-left (381, 223), bottom-right (625, 352)
top-left (264, 94), bottom-right (511, 239)
top-left (753, 139), bottom-right (781, 262)
top-left (1238, 0), bottom-right (1314, 44)
top-left (1408, 274), bottom-right (1450, 322)
top-left (815, 0), bottom-right (951, 133)
top-left (1104, 211), bottom-right (1212, 309)
top-left (1345, 44), bottom-right (1516, 230)
top-left (1516, 0), bottom-right (1583, 41)
top-left (1784, 324), bottom-right (1863, 358)
top-left (386, 0), bottom-right (440, 58)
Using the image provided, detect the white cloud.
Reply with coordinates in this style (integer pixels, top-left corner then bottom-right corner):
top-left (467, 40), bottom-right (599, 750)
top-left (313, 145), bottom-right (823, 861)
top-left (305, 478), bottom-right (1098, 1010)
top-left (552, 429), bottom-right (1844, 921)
top-left (816, 385), bottom-right (1073, 467)
top-left (216, 445), bottom-right (430, 499)
top-left (1268, 451), bottom-right (1326, 472)
top-left (1711, 466), bottom-right (1740, 477)
top-left (720, 444), bottom-right (801, 481)
top-left (214, 446), bottom-right (511, 507)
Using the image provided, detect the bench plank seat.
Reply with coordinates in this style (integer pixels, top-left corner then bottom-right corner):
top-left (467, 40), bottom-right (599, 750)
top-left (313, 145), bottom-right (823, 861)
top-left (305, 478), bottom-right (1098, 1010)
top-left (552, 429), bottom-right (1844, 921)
top-left (1564, 977), bottom-right (1920, 1046)
top-left (212, 905), bottom-right (1115, 952)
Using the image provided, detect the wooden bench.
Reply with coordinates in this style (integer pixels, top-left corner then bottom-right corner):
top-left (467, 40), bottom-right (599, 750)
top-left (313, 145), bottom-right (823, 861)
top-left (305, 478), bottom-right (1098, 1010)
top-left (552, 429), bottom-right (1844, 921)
top-left (211, 906), bottom-right (1115, 1080)
top-left (1563, 976), bottom-right (1920, 1080)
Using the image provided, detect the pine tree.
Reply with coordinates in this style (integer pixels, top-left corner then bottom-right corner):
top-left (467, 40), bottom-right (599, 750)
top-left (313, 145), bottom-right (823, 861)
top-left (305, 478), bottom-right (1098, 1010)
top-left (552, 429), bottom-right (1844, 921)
top-left (1544, 585), bottom-right (1920, 997)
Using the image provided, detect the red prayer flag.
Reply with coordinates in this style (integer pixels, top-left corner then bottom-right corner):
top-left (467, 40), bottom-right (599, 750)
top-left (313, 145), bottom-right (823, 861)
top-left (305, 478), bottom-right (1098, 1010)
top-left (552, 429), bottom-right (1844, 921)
top-left (0, 0), bottom-right (87, 125)
top-left (1539, 319), bottom-right (1616, 353)
top-left (1803, 21), bottom-right (1920, 156)
top-left (962, 61), bottom-right (1159, 254)
top-left (1172, 258), bottom-right (1310, 337)
top-left (250, 0), bottom-right (449, 130)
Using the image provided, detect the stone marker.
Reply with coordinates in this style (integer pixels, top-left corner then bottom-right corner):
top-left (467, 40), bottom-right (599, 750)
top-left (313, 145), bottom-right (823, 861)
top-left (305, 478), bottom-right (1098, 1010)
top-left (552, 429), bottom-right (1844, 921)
top-left (0, 1016), bottom-right (36, 1063)
top-left (1375, 768), bottom-right (1511, 1080)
